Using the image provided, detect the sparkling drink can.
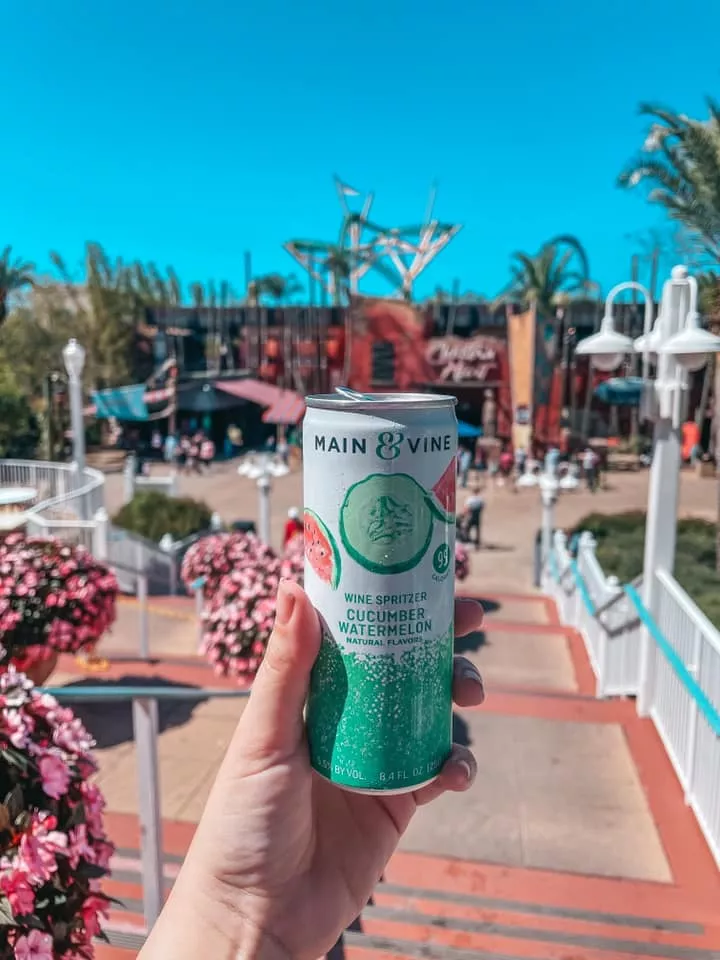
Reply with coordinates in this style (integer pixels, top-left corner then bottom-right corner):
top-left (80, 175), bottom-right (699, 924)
top-left (303, 388), bottom-right (458, 794)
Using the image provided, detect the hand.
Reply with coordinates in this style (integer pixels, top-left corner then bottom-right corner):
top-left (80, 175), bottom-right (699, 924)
top-left (140, 580), bottom-right (485, 960)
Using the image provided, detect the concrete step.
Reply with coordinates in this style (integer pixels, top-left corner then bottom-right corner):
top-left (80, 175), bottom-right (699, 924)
top-left (97, 845), bottom-right (720, 960)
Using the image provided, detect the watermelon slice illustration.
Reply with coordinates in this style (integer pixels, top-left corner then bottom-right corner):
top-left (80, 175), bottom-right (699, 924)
top-left (427, 457), bottom-right (456, 523)
top-left (304, 509), bottom-right (341, 590)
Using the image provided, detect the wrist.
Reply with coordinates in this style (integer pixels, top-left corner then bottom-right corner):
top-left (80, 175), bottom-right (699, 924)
top-left (138, 861), bottom-right (289, 960)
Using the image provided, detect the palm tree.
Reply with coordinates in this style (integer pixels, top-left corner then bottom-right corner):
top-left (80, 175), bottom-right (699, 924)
top-left (0, 247), bottom-right (34, 327)
top-left (504, 235), bottom-right (591, 317)
top-left (619, 100), bottom-right (720, 569)
top-left (618, 101), bottom-right (720, 262)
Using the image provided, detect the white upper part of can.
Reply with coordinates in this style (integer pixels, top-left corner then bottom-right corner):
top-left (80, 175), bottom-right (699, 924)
top-left (303, 389), bottom-right (458, 661)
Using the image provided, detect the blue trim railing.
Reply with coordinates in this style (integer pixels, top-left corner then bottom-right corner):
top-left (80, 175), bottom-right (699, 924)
top-left (42, 685), bottom-right (249, 702)
top-left (547, 546), bottom-right (720, 737)
top-left (624, 584), bottom-right (720, 737)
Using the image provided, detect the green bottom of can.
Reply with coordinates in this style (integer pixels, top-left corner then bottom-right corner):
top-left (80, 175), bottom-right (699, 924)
top-left (307, 628), bottom-right (454, 793)
top-left (312, 769), bottom-right (439, 796)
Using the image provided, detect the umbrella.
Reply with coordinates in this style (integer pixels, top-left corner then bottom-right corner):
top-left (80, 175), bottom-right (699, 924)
top-left (458, 421), bottom-right (483, 439)
top-left (594, 376), bottom-right (644, 407)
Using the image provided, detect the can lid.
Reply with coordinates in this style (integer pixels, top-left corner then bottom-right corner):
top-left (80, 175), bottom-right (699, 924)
top-left (305, 387), bottom-right (458, 410)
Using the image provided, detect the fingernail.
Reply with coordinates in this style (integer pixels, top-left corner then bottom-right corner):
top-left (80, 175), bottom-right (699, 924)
top-left (461, 662), bottom-right (483, 685)
top-left (458, 597), bottom-right (483, 610)
top-left (276, 580), bottom-right (296, 626)
top-left (456, 759), bottom-right (473, 782)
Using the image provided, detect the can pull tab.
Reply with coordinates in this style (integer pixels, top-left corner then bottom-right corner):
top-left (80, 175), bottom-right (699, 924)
top-left (334, 386), bottom-right (382, 402)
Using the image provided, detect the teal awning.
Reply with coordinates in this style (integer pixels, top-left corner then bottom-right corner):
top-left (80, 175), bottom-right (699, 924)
top-left (93, 385), bottom-right (149, 421)
top-left (594, 376), bottom-right (644, 407)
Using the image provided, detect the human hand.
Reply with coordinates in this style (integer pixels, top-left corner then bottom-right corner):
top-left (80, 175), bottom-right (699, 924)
top-left (140, 580), bottom-right (485, 960)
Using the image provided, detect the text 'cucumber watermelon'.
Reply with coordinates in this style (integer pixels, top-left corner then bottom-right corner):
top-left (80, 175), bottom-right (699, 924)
top-left (427, 457), bottom-right (456, 523)
top-left (304, 509), bottom-right (341, 590)
top-left (340, 473), bottom-right (434, 575)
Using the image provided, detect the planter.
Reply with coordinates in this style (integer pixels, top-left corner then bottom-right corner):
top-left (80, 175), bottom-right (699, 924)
top-left (22, 651), bottom-right (59, 686)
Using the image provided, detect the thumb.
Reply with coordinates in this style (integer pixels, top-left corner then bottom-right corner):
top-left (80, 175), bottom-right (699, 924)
top-left (235, 579), bottom-right (321, 764)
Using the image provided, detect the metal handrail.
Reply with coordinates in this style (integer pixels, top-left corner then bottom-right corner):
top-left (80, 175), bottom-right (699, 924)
top-left (40, 682), bottom-right (251, 931)
top-left (43, 686), bottom-right (249, 702)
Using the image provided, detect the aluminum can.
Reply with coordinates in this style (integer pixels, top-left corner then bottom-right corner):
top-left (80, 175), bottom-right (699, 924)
top-left (303, 388), bottom-right (458, 793)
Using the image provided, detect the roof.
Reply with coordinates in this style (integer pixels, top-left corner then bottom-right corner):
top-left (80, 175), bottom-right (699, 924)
top-left (214, 379), bottom-right (305, 424)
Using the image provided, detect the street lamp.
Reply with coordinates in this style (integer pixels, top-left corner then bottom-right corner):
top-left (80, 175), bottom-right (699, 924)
top-left (539, 454), bottom-right (560, 569)
top-left (572, 266), bottom-right (720, 714)
top-left (237, 453), bottom-right (290, 545)
top-left (62, 338), bottom-right (86, 475)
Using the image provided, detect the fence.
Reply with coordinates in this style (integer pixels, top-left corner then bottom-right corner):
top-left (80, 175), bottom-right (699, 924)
top-left (43, 683), bottom-right (250, 932)
top-left (0, 458), bottom-right (105, 523)
top-left (545, 532), bottom-right (720, 870)
top-left (107, 525), bottom-right (178, 596)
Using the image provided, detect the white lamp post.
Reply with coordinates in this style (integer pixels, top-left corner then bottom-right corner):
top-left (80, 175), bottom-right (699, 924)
top-left (574, 266), bottom-right (720, 715)
top-left (539, 453), bottom-right (560, 569)
top-left (237, 453), bottom-right (290, 545)
top-left (62, 338), bottom-right (86, 475)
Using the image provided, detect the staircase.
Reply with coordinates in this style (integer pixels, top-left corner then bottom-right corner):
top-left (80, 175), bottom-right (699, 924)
top-left (93, 588), bottom-right (720, 959)
top-left (96, 836), bottom-right (720, 959)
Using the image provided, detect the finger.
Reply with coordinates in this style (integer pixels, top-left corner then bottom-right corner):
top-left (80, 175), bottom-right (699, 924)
top-left (236, 579), bottom-right (321, 763)
top-left (454, 597), bottom-right (484, 637)
top-left (452, 656), bottom-right (485, 707)
top-left (412, 744), bottom-right (477, 806)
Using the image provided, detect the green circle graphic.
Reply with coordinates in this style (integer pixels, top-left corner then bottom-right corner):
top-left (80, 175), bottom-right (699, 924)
top-left (339, 472), bottom-right (434, 575)
top-left (432, 543), bottom-right (451, 575)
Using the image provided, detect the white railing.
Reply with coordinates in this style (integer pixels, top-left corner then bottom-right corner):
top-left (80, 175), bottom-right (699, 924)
top-left (107, 525), bottom-right (177, 596)
top-left (544, 531), bottom-right (643, 697)
top-left (0, 459), bottom-right (107, 551)
top-left (122, 455), bottom-right (178, 505)
top-left (646, 570), bottom-right (720, 866)
top-left (545, 533), bottom-right (720, 869)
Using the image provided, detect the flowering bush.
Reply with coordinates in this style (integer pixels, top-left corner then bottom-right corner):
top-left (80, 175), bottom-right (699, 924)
top-left (181, 533), bottom-right (260, 599)
top-left (200, 535), bottom-right (282, 680)
top-left (455, 543), bottom-right (470, 581)
top-left (188, 532), bottom-right (306, 680)
top-left (280, 534), bottom-right (304, 586)
top-left (0, 668), bottom-right (114, 958)
top-left (0, 536), bottom-right (118, 673)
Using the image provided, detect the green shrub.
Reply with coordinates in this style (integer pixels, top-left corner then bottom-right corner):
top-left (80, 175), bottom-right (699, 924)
top-left (571, 512), bottom-right (720, 627)
top-left (113, 491), bottom-right (212, 543)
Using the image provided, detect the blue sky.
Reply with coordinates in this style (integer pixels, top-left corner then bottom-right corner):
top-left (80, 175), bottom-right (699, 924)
top-left (3, 0), bottom-right (719, 300)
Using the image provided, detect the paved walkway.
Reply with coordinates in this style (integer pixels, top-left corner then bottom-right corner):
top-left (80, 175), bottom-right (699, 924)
top-left (48, 582), bottom-right (720, 959)
top-left (76, 462), bottom-right (720, 955)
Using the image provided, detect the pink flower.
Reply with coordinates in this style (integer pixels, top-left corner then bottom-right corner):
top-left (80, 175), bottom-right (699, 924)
top-left (14, 930), bottom-right (54, 960)
top-left (15, 814), bottom-right (68, 884)
top-left (39, 754), bottom-right (71, 799)
top-left (80, 894), bottom-right (108, 937)
top-left (68, 824), bottom-right (96, 869)
top-left (54, 716), bottom-right (93, 754)
top-left (0, 874), bottom-right (35, 916)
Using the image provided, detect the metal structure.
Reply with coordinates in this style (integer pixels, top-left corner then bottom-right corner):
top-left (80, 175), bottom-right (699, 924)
top-left (284, 176), bottom-right (461, 301)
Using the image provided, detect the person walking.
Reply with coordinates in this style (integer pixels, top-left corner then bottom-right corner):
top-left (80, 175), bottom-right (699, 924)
top-left (582, 446), bottom-right (598, 493)
top-left (163, 432), bottom-right (177, 464)
top-left (464, 486), bottom-right (485, 550)
top-left (200, 435), bottom-right (216, 471)
top-left (458, 447), bottom-right (472, 488)
top-left (284, 507), bottom-right (303, 547)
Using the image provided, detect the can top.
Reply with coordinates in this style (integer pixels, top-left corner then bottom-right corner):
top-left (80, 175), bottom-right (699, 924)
top-left (305, 386), bottom-right (458, 411)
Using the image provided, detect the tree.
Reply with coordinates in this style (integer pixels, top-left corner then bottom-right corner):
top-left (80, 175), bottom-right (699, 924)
top-left (0, 367), bottom-right (39, 458)
top-left (619, 100), bottom-right (720, 570)
top-left (0, 247), bottom-right (34, 328)
top-left (250, 273), bottom-right (303, 305)
top-left (504, 235), bottom-right (591, 317)
top-left (618, 101), bottom-right (720, 262)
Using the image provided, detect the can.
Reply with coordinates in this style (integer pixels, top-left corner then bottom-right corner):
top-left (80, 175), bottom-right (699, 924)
top-left (303, 388), bottom-right (458, 794)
